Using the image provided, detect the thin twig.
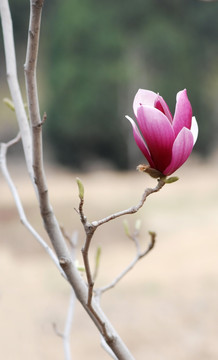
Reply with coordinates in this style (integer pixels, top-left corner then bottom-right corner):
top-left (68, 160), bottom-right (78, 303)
top-left (63, 290), bottom-right (76, 360)
top-left (81, 225), bottom-right (96, 306)
top-left (0, 136), bottom-right (65, 277)
top-left (92, 179), bottom-right (165, 228)
top-left (96, 231), bottom-right (156, 297)
top-left (77, 177), bottom-right (164, 357)
top-left (78, 179), bottom-right (164, 303)
top-left (55, 232), bottom-right (78, 360)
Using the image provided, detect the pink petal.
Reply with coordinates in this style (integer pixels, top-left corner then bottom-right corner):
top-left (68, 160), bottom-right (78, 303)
top-left (125, 115), bottom-right (155, 168)
top-left (191, 116), bottom-right (198, 145)
top-left (137, 106), bottom-right (175, 172)
top-left (154, 95), bottom-right (173, 122)
top-left (133, 89), bottom-right (158, 117)
top-left (173, 89), bottom-right (192, 137)
top-left (163, 127), bottom-right (194, 175)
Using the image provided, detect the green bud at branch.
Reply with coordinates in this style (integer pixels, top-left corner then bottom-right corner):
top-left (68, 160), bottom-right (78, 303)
top-left (76, 177), bottom-right (84, 200)
top-left (75, 260), bottom-right (85, 272)
top-left (3, 97), bottom-right (15, 111)
top-left (163, 176), bottom-right (179, 184)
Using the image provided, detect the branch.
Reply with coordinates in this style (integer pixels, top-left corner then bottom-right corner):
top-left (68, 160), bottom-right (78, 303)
top-left (23, 2), bottom-right (135, 359)
top-left (77, 177), bottom-right (164, 356)
top-left (59, 231), bottom-right (77, 360)
top-left (78, 179), bottom-right (164, 301)
top-left (96, 231), bottom-right (156, 297)
top-left (92, 179), bottom-right (165, 227)
top-left (0, 135), bottom-right (65, 277)
top-left (0, 0), bottom-right (33, 181)
top-left (53, 290), bottom-right (76, 360)
top-left (63, 290), bottom-right (76, 360)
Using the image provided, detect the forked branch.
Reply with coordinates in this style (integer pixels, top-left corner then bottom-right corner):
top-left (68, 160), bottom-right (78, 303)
top-left (77, 177), bottom-right (164, 309)
top-left (22, 1), bottom-right (136, 359)
top-left (96, 231), bottom-right (156, 297)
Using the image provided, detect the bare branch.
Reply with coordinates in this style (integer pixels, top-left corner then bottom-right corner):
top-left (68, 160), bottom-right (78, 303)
top-left (24, 0), bottom-right (71, 269)
top-left (0, 0), bottom-right (33, 181)
top-left (23, 2), bottom-right (135, 358)
top-left (96, 231), bottom-right (156, 297)
top-left (81, 224), bottom-right (96, 306)
top-left (77, 176), bottom-right (164, 360)
top-left (78, 178), bottom-right (164, 301)
top-left (101, 337), bottom-right (118, 360)
top-left (0, 136), bottom-right (65, 277)
top-left (24, 0), bottom-right (44, 128)
top-left (61, 231), bottom-right (77, 360)
top-left (92, 179), bottom-right (165, 227)
top-left (63, 290), bottom-right (76, 360)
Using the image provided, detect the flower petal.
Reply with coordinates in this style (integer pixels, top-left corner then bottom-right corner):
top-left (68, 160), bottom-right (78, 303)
top-left (191, 116), bottom-right (198, 145)
top-left (173, 89), bottom-right (192, 137)
top-left (125, 115), bottom-right (155, 167)
top-left (137, 106), bottom-right (175, 172)
top-left (133, 89), bottom-right (158, 117)
top-left (154, 95), bottom-right (173, 122)
top-left (163, 127), bottom-right (194, 175)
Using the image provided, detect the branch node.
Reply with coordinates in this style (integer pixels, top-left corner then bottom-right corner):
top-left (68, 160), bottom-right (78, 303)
top-left (29, 30), bottom-right (34, 39)
top-left (59, 257), bottom-right (72, 270)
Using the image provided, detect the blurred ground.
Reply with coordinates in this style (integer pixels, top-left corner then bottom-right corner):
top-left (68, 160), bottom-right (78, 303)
top-left (0, 156), bottom-right (218, 360)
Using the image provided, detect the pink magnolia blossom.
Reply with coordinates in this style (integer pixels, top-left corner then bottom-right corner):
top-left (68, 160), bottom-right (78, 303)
top-left (126, 89), bottom-right (198, 176)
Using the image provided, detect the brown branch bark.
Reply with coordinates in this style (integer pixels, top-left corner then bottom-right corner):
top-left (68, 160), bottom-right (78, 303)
top-left (77, 177), bottom-right (165, 357)
top-left (92, 179), bottom-right (165, 228)
top-left (23, 1), bottom-right (135, 359)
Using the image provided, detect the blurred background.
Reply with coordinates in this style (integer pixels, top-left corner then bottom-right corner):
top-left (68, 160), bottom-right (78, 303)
top-left (1, 0), bottom-right (218, 359)
top-left (1, 0), bottom-right (218, 167)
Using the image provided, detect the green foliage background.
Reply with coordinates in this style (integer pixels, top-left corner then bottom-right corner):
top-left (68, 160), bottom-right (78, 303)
top-left (2, 0), bottom-right (218, 168)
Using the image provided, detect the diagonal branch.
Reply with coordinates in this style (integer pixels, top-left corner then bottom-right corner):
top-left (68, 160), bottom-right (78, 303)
top-left (96, 231), bottom-right (156, 297)
top-left (92, 179), bottom-right (165, 227)
top-left (0, 135), bottom-right (65, 277)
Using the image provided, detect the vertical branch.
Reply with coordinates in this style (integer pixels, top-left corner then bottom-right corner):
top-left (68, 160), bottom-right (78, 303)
top-left (24, 0), bottom-right (43, 129)
top-left (24, 0), bottom-right (69, 261)
top-left (63, 290), bottom-right (76, 360)
top-left (0, 0), bottom-right (33, 181)
top-left (23, 2), bottom-right (135, 359)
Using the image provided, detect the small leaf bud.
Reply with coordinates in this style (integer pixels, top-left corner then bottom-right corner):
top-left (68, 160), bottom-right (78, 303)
top-left (76, 177), bottom-right (84, 200)
top-left (3, 98), bottom-right (15, 111)
top-left (163, 176), bottom-right (179, 184)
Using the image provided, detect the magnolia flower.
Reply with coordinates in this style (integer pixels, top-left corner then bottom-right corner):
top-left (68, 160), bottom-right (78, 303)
top-left (126, 89), bottom-right (198, 176)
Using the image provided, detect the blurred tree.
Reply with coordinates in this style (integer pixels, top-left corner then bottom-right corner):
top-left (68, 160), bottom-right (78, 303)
top-left (45, 0), bottom-right (130, 168)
